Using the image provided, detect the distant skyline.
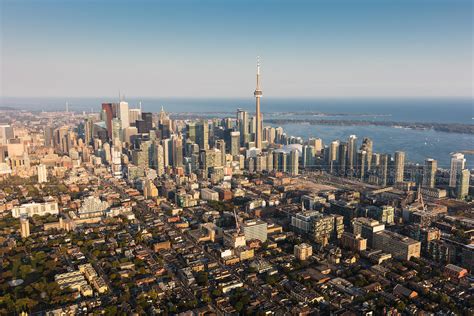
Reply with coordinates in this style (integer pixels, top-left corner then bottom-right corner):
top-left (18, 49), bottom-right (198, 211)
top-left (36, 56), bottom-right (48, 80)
top-left (1, 0), bottom-right (472, 98)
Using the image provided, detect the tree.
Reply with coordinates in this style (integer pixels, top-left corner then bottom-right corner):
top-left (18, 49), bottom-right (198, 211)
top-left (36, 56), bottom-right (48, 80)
top-left (211, 289), bottom-right (221, 297)
top-left (104, 305), bottom-right (118, 315)
top-left (0, 294), bottom-right (15, 312)
top-left (396, 301), bottom-right (406, 311)
top-left (11, 260), bottom-right (21, 278)
top-left (200, 292), bottom-right (211, 304)
top-left (19, 265), bottom-right (32, 279)
top-left (235, 301), bottom-right (244, 312)
top-left (14, 297), bottom-right (37, 313)
top-left (195, 271), bottom-right (208, 286)
top-left (168, 303), bottom-right (177, 313)
top-left (440, 293), bottom-right (450, 304)
top-left (265, 274), bottom-right (277, 285)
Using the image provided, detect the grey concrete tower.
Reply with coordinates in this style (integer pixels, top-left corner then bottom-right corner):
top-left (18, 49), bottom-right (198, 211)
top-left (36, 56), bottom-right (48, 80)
top-left (254, 57), bottom-right (263, 149)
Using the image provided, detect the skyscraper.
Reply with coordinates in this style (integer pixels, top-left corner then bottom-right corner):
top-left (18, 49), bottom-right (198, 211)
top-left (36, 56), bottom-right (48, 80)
top-left (378, 153), bottom-right (390, 186)
top-left (237, 109), bottom-right (249, 146)
top-left (158, 106), bottom-right (172, 138)
top-left (328, 140), bottom-right (339, 174)
top-left (308, 138), bottom-right (323, 155)
top-left (394, 151), bottom-right (405, 183)
top-left (361, 138), bottom-right (373, 171)
top-left (152, 142), bottom-right (165, 176)
top-left (456, 169), bottom-right (470, 199)
top-left (103, 142), bottom-right (112, 164)
top-left (230, 131), bottom-right (240, 156)
top-left (142, 112), bottom-right (153, 133)
top-left (371, 153), bottom-right (381, 171)
top-left (37, 164), bottom-right (48, 183)
top-left (352, 218), bottom-right (385, 248)
top-left (111, 118), bottom-right (121, 143)
top-left (338, 142), bottom-right (348, 176)
top-left (84, 118), bottom-right (94, 145)
top-left (266, 151), bottom-right (273, 171)
top-left (136, 120), bottom-right (146, 134)
top-left (263, 126), bottom-right (274, 144)
top-left (255, 154), bottom-right (267, 172)
top-left (302, 145), bottom-right (315, 169)
top-left (275, 127), bottom-right (284, 144)
top-left (254, 58), bottom-right (263, 149)
top-left (289, 149), bottom-right (299, 176)
top-left (278, 151), bottom-right (287, 172)
top-left (423, 158), bottom-right (437, 188)
top-left (54, 126), bottom-right (70, 154)
top-left (129, 108), bottom-right (142, 126)
top-left (44, 125), bottom-right (54, 148)
top-left (449, 153), bottom-right (466, 188)
top-left (122, 126), bottom-right (138, 145)
top-left (195, 120), bottom-right (209, 150)
top-left (101, 103), bottom-right (114, 139)
top-left (249, 116), bottom-right (256, 136)
top-left (162, 138), bottom-right (172, 168)
top-left (186, 122), bottom-right (197, 143)
top-left (0, 124), bottom-right (14, 145)
top-left (347, 135), bottom-right (357, 176)
top-left (117, 101), bottom-right (130, 129)
top-left (294, 243), bottom-right (312, 261)
top-left (172, 134), bottom-right (184, 168)
top-left (20, 217), bottom-right (30, 238)
top-left (200, 148), bottom-right (222, 176)
top-left (111, 144), bottom-right (122, 178)
top-left (357, 150), bottom-right (367, 181)
top-left (132, 140), bottom-right (152, 168)
top-left (143, 179), bottom-right (158, 199)
top-left (215, 139), bottom-right (226, 166)
top-left (242, 219), bottom-right (268, 242)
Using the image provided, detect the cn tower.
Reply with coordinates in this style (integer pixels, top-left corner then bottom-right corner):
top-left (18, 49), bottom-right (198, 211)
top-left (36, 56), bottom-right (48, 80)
top-left (254, 57), bottom-right (263, 149)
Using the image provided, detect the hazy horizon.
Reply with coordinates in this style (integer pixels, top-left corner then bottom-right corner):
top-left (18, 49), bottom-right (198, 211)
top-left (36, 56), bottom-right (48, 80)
top-left (3, 96), bottom-right (473, 99)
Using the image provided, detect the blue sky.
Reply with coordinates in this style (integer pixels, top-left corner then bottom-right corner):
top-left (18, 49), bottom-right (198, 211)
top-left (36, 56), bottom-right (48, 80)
top-left (1, 0), bottom-right (472, 98)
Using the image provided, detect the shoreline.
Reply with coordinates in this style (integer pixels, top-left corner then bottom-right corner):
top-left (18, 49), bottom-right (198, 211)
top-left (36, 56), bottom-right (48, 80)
top-left (264, 119), bottom-right (474, 135)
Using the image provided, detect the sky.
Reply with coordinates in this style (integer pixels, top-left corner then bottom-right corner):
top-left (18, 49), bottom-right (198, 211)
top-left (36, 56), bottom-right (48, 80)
top-left (1, 0), bottom-right (472, 98)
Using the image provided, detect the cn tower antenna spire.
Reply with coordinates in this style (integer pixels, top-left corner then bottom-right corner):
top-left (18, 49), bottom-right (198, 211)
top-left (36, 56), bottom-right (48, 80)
top-left (256, 56), bottom-right (261, 89)
top-left (254, 56), bottom-right (263, 149)
top-left (257, 56), bottom-right (260, 74)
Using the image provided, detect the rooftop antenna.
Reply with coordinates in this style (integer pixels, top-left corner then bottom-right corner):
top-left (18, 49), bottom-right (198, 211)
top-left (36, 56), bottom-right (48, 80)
top-left (65, 102), bottom-right (69, 113)
top-left (139, 101), bottom-right (142, 111)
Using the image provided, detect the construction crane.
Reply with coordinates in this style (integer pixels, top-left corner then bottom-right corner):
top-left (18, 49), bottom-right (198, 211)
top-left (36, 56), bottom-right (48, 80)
top-left (233, 207), bottom-right (240, 234)
top-left (417, 184), bottom-right (426, 211)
